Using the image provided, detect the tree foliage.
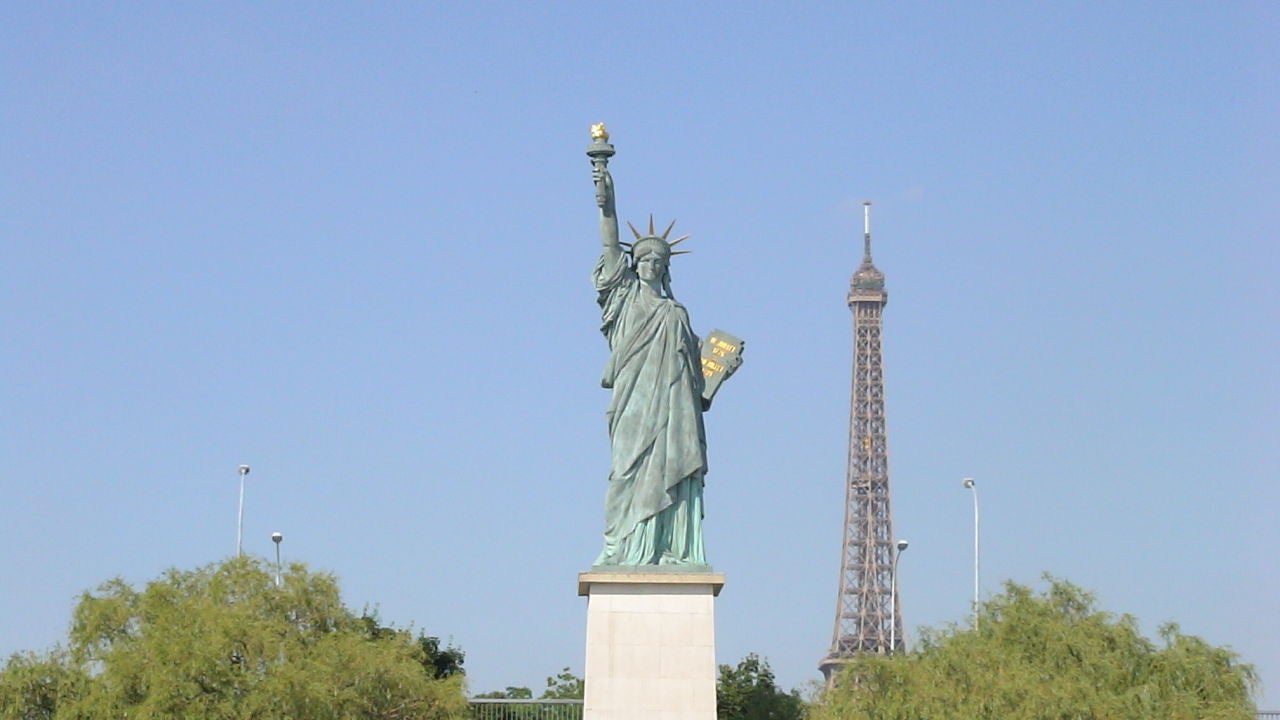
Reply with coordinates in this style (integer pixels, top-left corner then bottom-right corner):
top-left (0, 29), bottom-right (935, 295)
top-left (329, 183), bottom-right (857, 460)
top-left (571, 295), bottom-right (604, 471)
top-left (418, 635), bottom-right (466, 681)
top-left (474, 667), bottom-right (583, 701)
top-left (717, 653), bottom-right (806, 720)
top-left (0, 557), bottom-right (467, 720)
top-left (539, 668), bottom-right (584, 700)
top-left (357, 615), bottom-right (465, 680)
top-left (474, 686), bottom-right (535, 700)
top-left (814, 577), bottom-right (1257, 720)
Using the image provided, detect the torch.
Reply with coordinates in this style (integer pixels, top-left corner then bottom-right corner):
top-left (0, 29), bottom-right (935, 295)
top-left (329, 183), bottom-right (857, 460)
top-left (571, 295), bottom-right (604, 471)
top-left (586, 122), bottom-right (615, 208)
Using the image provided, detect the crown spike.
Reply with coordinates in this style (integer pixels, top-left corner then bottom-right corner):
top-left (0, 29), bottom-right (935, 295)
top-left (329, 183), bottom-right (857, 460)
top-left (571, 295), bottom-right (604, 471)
top-left (669, 234), bottom-right (691, 247)
top-left (661, 219), bottom-right (677, 239)
top-left (627, 221), bottom-right (642, 239)
top-left (670, 250), bottom-right (692, 256)
top-left (648, 214), bottom-right (656, 236)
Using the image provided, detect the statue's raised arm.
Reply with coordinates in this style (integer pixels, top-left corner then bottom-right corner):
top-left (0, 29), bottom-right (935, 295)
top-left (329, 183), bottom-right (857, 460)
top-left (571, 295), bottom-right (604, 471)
top-left (587, 123), bottom-right (622, 267)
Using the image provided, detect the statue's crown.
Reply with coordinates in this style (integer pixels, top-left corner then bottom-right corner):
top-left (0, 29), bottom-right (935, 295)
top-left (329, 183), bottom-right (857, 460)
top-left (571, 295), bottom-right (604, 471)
top-left (622, 215), bottom-right (691, 263)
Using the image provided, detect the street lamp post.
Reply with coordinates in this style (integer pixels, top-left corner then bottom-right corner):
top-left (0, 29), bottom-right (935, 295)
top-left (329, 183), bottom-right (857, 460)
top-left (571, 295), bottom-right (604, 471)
top-left (889, 538), bottom-right (909, 654)
top-left (963, 477), bottom-right (980, 631)
top-left (236, 465), bottom-right (250, 556)
top-left (271, 532), bottom-right (283, 587)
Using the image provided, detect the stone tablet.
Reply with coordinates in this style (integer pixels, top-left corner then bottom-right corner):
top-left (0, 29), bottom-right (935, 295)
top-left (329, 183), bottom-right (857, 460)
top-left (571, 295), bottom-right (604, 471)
top-left (700, 329), bottom-right (743, 404)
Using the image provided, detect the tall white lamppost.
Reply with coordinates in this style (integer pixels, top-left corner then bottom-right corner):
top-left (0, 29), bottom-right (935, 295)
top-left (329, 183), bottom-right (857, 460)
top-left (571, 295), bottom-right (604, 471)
top-left (271, 532), bottom-right (283, 587)
top-left (963, 477), bottom-right (979, 631)
top-left (889, 538), bottom-right (909, 654)
top-left (236, 465), bottom-right (250, 556)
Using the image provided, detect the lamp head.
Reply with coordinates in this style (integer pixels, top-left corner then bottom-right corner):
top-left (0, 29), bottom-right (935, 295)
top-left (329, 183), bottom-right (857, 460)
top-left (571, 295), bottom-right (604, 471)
top-left (896, 539), bottom-right (909, 552)
top-left (962, 477), bottom-right (974, 489)
top-left (271, 532), bottom-right (283, 544)
top-left (238, 465), bottom-right (250, 476)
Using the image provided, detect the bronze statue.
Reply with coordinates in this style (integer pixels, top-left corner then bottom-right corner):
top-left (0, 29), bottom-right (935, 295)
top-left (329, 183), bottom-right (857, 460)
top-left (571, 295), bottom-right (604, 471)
top-left (587, 124), bottom-right (741, 567)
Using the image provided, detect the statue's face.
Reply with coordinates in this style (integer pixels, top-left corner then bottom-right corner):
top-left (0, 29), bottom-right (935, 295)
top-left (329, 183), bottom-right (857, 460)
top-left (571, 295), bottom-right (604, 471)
top-left (636, 254), bottom-right (668, 282)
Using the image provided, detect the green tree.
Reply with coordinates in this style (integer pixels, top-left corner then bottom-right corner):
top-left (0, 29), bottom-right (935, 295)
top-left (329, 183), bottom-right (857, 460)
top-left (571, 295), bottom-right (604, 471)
top-left (474, 686), bottom-right (534, 699)
top-left (474, 667), bottom-right (582, 701)
top-left (539, 668), bottom-right (583, 700)
top-left (0, 649), bottom-right (87, 720)
top-left (357, 614), bottom-right (465, 680)
top-left (814, 577), bottom-right (1258, 720)
top-left (0, 557), bottom-right (467, 720)
top-left (418, 635), bottom-right (466, 680)
top-left (717, 653), bottom-right (806, 720)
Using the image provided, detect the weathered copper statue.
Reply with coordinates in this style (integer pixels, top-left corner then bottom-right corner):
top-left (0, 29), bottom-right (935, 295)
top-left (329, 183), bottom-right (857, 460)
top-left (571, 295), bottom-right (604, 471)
top-left (586, 124), bottom-right (741, 567)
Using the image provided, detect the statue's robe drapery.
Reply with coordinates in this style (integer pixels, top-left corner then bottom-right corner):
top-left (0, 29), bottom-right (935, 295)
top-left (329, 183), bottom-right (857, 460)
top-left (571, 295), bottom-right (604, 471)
top-left (592, 251), bottom-right (707, 566)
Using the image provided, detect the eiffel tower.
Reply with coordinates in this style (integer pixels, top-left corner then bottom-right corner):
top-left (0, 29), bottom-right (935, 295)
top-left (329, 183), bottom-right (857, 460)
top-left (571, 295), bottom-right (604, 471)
top-left (819, 202), bottom-right (903, 683)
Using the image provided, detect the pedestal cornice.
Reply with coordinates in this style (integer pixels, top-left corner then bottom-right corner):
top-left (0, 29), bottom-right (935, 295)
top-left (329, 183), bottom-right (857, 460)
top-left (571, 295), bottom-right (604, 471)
top-left (578, 568), bottom-right (726, 597)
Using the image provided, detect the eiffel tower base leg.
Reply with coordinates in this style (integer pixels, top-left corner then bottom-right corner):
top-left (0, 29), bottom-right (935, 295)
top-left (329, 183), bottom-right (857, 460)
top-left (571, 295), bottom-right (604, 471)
top-left (578, 569), bottom-right (725, 720)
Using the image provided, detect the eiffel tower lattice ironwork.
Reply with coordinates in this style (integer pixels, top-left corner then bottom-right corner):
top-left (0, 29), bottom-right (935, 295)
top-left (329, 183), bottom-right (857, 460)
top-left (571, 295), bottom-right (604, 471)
top-left (819, 202), bottom-right (903, 683)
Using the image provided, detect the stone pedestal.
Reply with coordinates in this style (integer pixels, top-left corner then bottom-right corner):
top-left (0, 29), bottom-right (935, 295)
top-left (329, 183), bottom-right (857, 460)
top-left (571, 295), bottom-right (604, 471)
top-left (578, 569), bottom-right (725, 720)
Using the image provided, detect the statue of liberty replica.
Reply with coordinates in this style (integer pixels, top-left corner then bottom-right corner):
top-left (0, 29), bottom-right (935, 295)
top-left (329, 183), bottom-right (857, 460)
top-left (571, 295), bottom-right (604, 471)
top-left (587, 124), bottom-right (743, 568)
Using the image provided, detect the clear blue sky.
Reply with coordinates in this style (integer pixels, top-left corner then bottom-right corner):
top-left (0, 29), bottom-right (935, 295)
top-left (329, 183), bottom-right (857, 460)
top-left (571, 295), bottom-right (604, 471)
top-left (4, 0), bottom-right (1277, 706)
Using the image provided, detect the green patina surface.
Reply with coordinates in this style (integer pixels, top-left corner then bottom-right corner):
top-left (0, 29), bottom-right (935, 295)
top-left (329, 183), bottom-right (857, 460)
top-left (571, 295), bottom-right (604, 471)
top-left (585, 127), bottom-right (742, 568)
